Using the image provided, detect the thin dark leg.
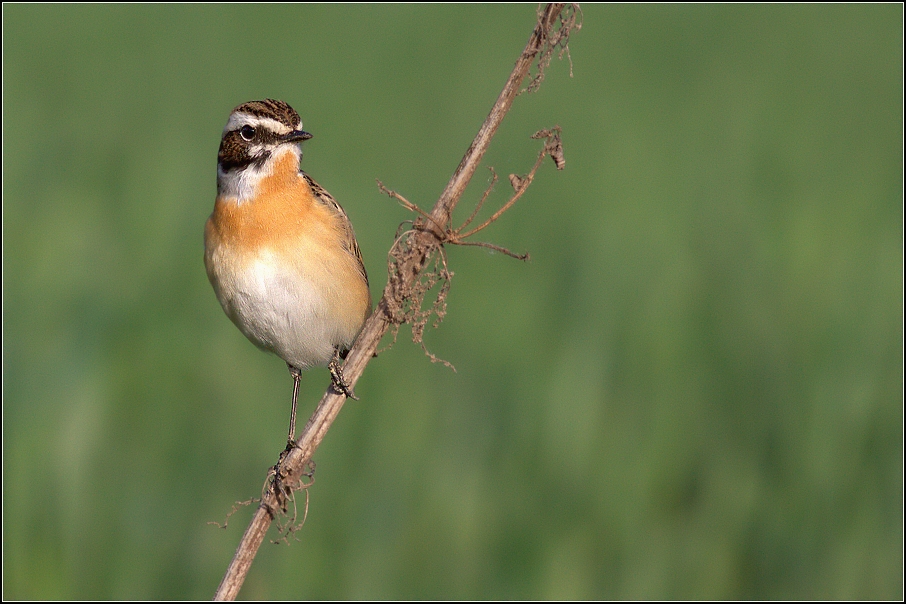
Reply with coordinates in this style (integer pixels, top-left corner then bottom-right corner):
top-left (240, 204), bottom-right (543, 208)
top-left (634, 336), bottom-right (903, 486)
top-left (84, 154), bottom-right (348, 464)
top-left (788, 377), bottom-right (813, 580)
top-left (286, 363), bottom-right (302, 446)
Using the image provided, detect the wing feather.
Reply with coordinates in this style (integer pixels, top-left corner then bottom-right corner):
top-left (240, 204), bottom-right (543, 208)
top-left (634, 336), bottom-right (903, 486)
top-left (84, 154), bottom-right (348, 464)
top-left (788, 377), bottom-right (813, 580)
top-left (301, 172), bottom-right (369, 287)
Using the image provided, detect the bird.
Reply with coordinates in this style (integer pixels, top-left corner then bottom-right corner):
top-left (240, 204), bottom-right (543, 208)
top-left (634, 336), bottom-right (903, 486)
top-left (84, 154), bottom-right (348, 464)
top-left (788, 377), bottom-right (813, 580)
top-left (204, 99), bottom-right (372, 446)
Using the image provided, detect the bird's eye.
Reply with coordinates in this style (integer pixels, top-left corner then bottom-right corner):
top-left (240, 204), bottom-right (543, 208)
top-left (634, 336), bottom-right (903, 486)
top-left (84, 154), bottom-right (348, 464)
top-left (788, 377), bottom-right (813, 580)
top-left (239, 125), bottom-right (256, 141)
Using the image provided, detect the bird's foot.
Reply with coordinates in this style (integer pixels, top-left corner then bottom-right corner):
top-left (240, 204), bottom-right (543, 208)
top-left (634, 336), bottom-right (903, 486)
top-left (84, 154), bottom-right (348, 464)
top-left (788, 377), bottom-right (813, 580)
top-left (328, 350), bottom-right (358, 400)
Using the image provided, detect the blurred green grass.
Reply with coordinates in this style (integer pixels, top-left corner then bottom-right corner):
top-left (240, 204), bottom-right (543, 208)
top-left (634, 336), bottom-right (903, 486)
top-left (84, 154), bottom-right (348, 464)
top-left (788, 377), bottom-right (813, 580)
top-left (3, 4), bottom-right (902, 600)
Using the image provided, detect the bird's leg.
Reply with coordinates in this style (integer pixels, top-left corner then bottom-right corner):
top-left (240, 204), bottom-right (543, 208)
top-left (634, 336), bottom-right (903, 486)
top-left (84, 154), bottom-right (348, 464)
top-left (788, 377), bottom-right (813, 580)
top-left (286, 363), bottom-right (303, 448)
top-left (328, 347), bottom-right (358, 400)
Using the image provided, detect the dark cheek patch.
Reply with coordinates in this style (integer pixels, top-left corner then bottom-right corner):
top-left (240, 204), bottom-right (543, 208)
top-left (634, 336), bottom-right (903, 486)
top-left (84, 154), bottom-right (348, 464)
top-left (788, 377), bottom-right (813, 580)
top-left (218, 132), bottom-right (271, 171)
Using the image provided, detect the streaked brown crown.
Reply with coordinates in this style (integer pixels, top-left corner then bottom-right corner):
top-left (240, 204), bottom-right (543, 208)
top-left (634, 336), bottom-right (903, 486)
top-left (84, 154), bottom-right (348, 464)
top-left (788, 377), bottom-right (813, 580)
top-left (231, 99), bottom-right (301, 130)
top-left (218, 99), bottom-right (304, 172)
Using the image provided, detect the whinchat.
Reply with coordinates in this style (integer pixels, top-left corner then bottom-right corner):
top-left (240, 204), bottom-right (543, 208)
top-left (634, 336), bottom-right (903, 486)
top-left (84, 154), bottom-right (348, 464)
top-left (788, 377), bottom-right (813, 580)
top-left (204, 99), bottom-right (371, 445)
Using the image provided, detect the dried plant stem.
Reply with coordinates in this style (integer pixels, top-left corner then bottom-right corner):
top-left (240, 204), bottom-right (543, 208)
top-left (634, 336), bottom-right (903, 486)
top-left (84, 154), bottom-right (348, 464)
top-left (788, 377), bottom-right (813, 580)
top-left (213, 4), bottom-right (577, 600)
top-left (426, 5), bottom-right (566, 232)
top-left (458, 127), bottom-right (563, 240)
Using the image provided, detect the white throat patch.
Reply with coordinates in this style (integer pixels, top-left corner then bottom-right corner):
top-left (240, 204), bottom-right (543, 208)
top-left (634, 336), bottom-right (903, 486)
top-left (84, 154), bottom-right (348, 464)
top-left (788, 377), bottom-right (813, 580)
top-left (217, 144), bottom-right (301, 203)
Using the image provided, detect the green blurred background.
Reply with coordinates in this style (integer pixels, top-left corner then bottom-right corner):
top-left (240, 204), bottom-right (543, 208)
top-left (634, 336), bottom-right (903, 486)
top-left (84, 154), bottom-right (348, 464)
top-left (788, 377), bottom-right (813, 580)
top-left (3, 4), bottom-right (902, 600)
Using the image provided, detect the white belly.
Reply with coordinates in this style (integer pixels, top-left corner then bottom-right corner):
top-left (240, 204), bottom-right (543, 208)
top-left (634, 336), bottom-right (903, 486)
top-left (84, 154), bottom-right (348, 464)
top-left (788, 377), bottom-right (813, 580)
top-left (209, 247), bottom-right (344, 369)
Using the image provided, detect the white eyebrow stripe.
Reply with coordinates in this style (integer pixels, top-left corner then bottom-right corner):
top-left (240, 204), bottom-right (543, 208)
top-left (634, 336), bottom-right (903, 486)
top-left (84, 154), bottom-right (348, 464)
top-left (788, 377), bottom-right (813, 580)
top-left (224, 113), bottom-right (295, 135)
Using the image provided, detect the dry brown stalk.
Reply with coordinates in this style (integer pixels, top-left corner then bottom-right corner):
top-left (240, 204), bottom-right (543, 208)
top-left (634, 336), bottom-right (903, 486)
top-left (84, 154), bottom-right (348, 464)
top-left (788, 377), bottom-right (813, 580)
top-left (213, 4), bottom-right (581, 600)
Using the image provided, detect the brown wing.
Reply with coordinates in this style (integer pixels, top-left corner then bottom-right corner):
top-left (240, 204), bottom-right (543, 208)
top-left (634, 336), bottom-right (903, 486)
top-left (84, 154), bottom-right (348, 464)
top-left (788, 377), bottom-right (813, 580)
top-left (302, 172), bottom-right (369, 287)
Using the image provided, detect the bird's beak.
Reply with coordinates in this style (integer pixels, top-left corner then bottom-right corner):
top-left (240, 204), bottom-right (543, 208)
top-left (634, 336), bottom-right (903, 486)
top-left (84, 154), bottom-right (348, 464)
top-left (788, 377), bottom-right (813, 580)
top-left (282, 130), bottom-right (313, 143)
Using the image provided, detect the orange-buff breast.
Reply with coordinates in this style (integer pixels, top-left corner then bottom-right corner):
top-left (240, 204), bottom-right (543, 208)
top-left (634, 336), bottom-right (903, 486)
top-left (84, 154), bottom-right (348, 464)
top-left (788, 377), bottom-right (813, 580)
top-left (204, 151), bottom-right (370, 369)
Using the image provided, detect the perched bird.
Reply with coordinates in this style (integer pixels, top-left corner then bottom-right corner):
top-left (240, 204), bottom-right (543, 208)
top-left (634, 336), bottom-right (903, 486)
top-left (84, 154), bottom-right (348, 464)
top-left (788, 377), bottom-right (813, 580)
top-left (204, 99), bottom-right (371, 445)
